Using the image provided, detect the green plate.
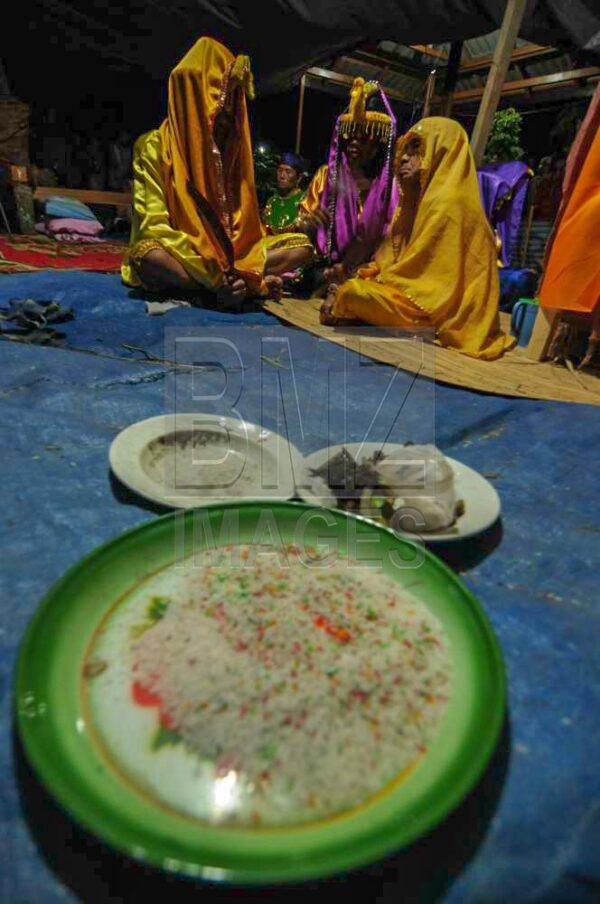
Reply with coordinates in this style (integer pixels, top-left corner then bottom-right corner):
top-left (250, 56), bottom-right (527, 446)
top-left (16, 502), bottom-right (505, 884)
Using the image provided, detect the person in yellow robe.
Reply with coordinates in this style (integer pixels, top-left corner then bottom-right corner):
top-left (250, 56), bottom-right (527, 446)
top-left (122, 37), bottom-right (312, 304)
top-left (320, 117), bottom-right (515, 360)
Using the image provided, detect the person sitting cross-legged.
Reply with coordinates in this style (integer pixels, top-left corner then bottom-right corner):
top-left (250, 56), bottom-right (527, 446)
top-left (320, 117), bottom-right (515, 360)
top-left (122, 37), bottom-right (313, 306)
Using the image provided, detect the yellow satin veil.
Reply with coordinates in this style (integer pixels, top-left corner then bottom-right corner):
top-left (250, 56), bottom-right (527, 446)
top-left (334, 117), bottom-right (514, 359)
top-left (123, 37), bottom-right (309, 291)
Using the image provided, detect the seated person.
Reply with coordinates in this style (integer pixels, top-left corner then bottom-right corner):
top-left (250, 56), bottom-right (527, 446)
top-left (262, 152), bottom-right (306, 234)
top-left (122, 37), bottom-right (312, 304)
top-left (298, 77), bottom-right (399, 281)
top-left (320, 117), bottom-right (515, 360)
top-left (477, 162), bottom-right (532, 267)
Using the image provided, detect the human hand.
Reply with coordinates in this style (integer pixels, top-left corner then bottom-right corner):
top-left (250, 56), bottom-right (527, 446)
top-left (217, 275), bottom-right (248, 307)
top-left (263, 274), bottom-right (283, 301)
top-left (323, 263), bottom-right (345, 285)
top-left (297, 206), bottom-right (329, 236)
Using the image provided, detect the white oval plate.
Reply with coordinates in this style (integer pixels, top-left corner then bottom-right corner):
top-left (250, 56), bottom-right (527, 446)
top-left (296, 442), bottom-right (501, 543)
top-left (110, 414), bottom-right (303, 509)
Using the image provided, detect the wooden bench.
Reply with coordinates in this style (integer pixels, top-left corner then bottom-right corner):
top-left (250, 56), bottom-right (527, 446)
top-left (33, 186), bottom-right (132, 206)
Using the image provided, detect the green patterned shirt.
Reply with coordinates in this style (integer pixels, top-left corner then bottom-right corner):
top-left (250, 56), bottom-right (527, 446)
top-left (262, 188), bottom-right (305, 234)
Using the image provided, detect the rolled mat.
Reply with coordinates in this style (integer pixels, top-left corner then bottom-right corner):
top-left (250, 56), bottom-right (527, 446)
top-left (264, 297), bottom-right (600, 406)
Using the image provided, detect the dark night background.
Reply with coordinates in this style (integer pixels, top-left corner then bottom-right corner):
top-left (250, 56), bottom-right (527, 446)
top-left (4, 64), bottom-right (586, 178)
top-left (4, 0), bottom-right (596, 179)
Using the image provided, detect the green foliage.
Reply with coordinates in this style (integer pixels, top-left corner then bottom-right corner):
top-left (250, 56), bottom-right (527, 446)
top-left (253, 142), bottom-right (280, 195)
top-left (484, 107), bottom-right (524, 163)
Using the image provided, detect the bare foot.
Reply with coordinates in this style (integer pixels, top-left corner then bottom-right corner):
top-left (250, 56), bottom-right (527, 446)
top-left (320, 288), bottom-right (340, 325)
top-left (579, 337), bottom-right (599, 370)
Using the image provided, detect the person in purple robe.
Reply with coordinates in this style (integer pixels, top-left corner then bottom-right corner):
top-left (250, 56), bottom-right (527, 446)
top-left (477, 161), bottom-right (532, 266)
top-left (297, 77), bottom-right (399, 283)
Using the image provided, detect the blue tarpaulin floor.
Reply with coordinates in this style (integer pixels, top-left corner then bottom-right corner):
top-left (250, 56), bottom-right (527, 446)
top-left (0, 272), bottom-right (598, 902)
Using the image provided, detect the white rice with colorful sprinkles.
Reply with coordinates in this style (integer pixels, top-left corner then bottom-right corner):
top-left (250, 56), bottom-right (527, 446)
top-left (85, 544), bottom-right (452, 828)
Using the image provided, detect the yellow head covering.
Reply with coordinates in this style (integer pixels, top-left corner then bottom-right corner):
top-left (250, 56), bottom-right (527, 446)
top-left (338, 77), bottom-right (392, 141)
top-left (228, 54), bottom-right (255, 102)
top-left (372, 117), bottom-right (509, 358)
top-left (158, 37), bottom-right (265, 284)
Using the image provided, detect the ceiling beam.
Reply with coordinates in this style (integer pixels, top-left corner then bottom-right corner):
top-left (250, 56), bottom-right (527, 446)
top-left (460, 42), bottom-right (557, 72)
top-left (456, 84), bottom-right (596, 115)
top-left (354, 41), bottom-right (558, 80)
top-left (342, 54), bottom-right (422, 89)
top-left (305, 66), bottom-right (412, 103)
top-left (504, 84), bottom-right (596, 109)
top-left (436, 66), bottom-right (600, 104)
top-left (353, 45), bottom-right (436, 78)
top-left (409, 45), bottom-right (448, 61)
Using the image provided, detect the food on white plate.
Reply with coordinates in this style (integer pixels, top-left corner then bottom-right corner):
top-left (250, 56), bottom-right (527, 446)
top-left (310, 444), bottom-right (464, 532)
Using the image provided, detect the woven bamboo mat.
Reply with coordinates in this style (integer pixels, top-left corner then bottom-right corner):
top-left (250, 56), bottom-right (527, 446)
top-left (264, 298), bottom-right (600, 406)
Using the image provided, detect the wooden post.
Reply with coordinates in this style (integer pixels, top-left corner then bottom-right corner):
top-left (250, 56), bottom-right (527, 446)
top-left (295, 74), bottom-right (306, 155)
top-left (440, 41), bottom-right (463, 117)
top-left (470, 0), bottom-right (528, 166)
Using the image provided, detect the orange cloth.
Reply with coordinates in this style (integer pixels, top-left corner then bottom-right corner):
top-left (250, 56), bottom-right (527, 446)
top-left (332, 117), bottom-right (514, 360)
top-left (123, 38), bottom-right (267, 291)
top-left (539, 90), bottom-right (600, 314)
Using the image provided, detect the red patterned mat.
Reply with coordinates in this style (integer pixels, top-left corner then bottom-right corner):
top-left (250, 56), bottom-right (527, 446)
top-left (0, 234), bottom-right (125, 273)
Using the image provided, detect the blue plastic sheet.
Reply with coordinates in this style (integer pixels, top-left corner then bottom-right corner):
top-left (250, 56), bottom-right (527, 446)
top-left (0, 272), bottom-right (598, 902)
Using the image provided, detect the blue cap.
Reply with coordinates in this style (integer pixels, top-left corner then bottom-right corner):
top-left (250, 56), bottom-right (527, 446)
top-left (280, 152), bottom-right (305, 172)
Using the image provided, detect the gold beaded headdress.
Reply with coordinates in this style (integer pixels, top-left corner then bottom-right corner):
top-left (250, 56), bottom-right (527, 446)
top-left (338, 78), bottom-right (393, 141)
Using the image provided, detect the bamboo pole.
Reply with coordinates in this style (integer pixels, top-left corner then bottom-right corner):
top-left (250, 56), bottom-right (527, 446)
top-left (295, 74), bottom-right (306, 155)
top-left (470, 0), bottom-right (528, 166)
top-left (422, 70), bottom-right (437, 118)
